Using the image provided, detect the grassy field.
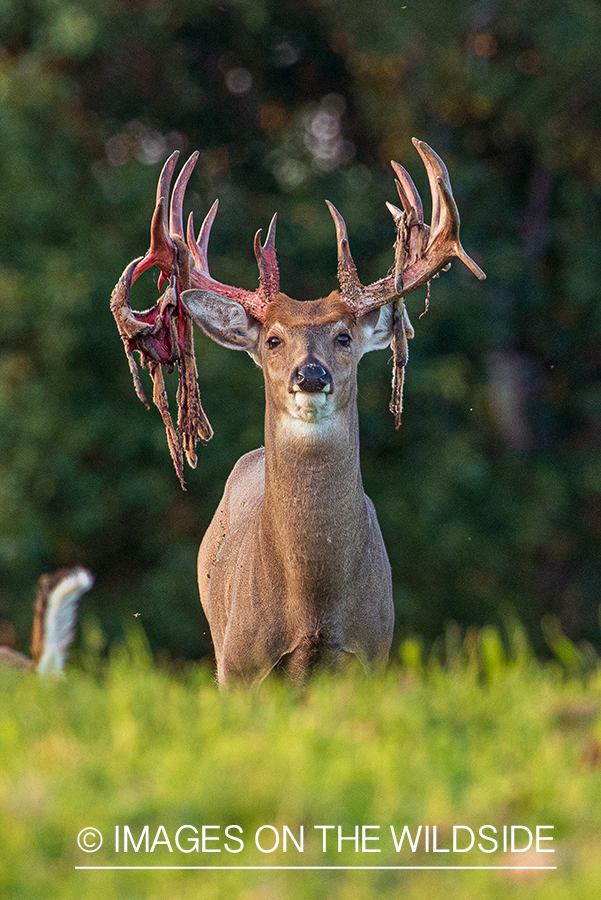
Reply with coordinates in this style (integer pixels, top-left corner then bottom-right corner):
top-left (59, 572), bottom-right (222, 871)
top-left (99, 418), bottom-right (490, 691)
top-left (2, 622), bottom-right (601, 900)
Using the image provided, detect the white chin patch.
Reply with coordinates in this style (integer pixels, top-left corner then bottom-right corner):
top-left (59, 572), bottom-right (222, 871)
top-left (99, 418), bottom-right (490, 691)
top-left (291, 389), bottom-right (331, 423)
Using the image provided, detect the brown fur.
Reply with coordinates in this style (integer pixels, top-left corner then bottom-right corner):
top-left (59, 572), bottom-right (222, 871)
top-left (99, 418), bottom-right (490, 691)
top-left (185, 288), bottom-right (396, 686)
top-left (30, 569), bottom-right (71, 666)
top-left (263, 292), bottom-right (356, 330)
top-left (0, 647), bottom-right (33, 670)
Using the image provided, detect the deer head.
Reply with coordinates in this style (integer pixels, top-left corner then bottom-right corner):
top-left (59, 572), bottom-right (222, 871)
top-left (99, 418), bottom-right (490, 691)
top-left (111, 139), bottom-right (485, 484)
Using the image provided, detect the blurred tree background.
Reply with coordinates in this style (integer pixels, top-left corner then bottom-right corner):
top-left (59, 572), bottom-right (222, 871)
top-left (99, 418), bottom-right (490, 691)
top-left (0, 0), bottom-right (599, 660)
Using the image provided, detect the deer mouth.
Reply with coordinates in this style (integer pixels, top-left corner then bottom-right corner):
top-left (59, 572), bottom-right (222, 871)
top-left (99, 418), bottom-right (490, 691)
top-left (291, 383), bottom-right (332, 422)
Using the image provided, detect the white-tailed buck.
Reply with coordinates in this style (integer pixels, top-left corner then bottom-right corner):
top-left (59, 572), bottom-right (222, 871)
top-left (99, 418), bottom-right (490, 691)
top-left (111, 139), bottom-right (485, 685)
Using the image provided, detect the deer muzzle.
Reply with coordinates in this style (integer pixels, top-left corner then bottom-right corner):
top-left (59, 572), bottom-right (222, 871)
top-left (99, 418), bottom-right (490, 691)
top-left (291, 363), bottom-right (332, 393)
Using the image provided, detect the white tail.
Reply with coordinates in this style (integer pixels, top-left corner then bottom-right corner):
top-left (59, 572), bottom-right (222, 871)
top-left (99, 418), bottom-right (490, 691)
top-left (0, 567), bottom-right (93, 675)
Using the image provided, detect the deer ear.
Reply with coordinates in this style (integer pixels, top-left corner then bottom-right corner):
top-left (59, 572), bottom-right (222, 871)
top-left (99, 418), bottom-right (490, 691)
top-left (358, 304), bottom-right (394, 355)
top-left (182, 289), bottom-right (261, 353)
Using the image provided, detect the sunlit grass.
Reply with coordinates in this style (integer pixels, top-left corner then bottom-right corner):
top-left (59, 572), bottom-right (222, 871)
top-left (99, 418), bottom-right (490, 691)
top-left (2, 621), bottom-right (601, 899)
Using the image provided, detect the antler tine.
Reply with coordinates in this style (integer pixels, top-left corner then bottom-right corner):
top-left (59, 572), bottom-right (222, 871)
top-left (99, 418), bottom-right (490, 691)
top-left (330, 138), bottom-right (485, 319)
top-left (253, 213), bottom-right (280, 297)
top-left (325, 200), bottom-right (363, 311)
top-left (170, 151), bottom-right (199, 242)
top-left (131, 151), bottom-right (180, 283)
top-left (263, 212), bottom-right (278, 252)
top-left (390, 158), bottom-right (430, 276)
top-left (411, 138), bottom-right (448, 242)
top-left (186, 200), bottom-right (272, 322)
top-left (437, 174), bottom-right (487, 280)
top-left (325, 200), bottom-right (349, 256)
top-left (152, 149), bottom-right (180, 252)
top-left (390, 160), bottom-right (424, 224)
top-left (386, 201), bottom-right (404, 225)
top-left (156, 150), bottom-right (180, 205)
top-left (412, 139), bottom-right (485, 280)
top-left (188, 199), bottom-right (219, 273)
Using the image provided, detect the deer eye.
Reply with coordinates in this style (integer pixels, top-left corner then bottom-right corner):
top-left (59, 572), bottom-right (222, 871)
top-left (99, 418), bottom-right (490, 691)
top-left (336, 333), bottom-right (351, 347)
top-left (267, 335), bottom-right (282, 349)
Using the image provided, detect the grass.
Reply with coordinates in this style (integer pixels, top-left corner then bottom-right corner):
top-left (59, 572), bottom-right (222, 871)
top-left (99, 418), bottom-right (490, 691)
top-left (2, 621), bottom-right (601, 899)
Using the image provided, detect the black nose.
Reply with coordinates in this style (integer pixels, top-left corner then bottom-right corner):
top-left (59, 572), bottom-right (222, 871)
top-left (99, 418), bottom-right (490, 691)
top-left (292, 363), bottom-right (331, 393)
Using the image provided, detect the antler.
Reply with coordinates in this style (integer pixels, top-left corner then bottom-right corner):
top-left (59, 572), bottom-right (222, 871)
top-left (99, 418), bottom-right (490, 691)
top-left (327, 137), bottom-right (486, 317)
top-left (110, 150), bottom-right (283, 486)
top-left (326, 138), bottom-right (485, 428)
top-left (186, 204), bottom-right (280, 322)
top-left (110, 151), bottom-right (214, 488)
top-left (128, 150), bottom-right (199, 287)
top-left (111, 139), bottom-right (485, 480)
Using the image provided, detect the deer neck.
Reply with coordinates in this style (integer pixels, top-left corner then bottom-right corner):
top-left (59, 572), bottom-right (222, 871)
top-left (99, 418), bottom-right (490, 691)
top-left (260, 390), bottom-right (369, 606)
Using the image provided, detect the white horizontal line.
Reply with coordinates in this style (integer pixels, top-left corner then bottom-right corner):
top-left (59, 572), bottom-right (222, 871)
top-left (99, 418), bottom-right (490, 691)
top-left (75, 865), bottom-right (558, 871)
